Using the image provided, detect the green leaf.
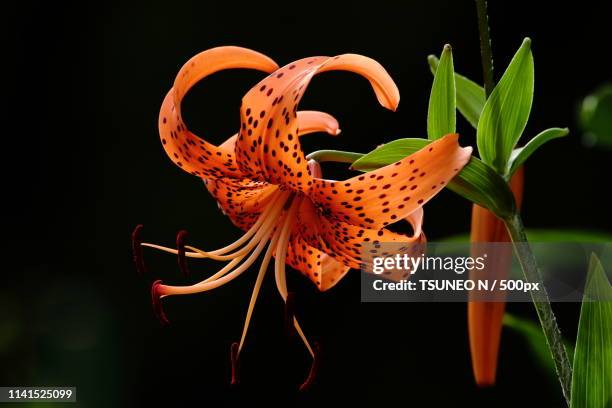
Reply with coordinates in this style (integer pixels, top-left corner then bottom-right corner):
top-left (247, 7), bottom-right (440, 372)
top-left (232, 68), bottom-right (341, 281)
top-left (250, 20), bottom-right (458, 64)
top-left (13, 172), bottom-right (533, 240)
top-left (477, 38), bottom-right (534, 174)
top-left (509, 128), bottom-right (569, 175)
top-left (351, 138), bottom-right (516, 218)
top-left (571, 254), bottom-right (612, 408)
top-left (504, 313), bottom-right (575, 383)
top-left (428, 55), bottom-right (485, 129)
top-left (350, 139), bottom-right (429, 172)
top-left (427, 45), bottom-right (456, 140)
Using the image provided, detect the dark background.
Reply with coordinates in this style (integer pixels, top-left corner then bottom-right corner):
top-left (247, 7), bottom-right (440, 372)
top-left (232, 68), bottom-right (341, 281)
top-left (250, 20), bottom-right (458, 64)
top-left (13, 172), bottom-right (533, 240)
top-left (4, 0), bottom-right (611, 407)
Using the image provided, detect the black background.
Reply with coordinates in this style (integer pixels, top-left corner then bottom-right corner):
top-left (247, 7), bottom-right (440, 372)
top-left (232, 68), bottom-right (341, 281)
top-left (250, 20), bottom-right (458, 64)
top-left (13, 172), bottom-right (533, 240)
top-left (4, 1), bottom-right (611, 407)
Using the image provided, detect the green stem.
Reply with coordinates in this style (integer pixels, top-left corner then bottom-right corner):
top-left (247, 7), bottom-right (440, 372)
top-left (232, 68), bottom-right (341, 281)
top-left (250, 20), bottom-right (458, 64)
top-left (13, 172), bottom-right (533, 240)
top-left (306, 150), bottom-right (363, 164)
top-left (472, 6), bottom-right (573, 401)
top-left (475, 0), bottom-right (495, 97)
top-left (504, 213), bottom-right (573, 405)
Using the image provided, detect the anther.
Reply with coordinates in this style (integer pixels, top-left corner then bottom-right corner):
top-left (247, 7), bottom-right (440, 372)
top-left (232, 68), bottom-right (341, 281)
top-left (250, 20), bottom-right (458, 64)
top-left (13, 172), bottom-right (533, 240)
top-left (131, 224), bottom-right (147, 275)
top-left (285, 292), bottom-right (296, 337)
top-left (176, 230), bottom-right (190, 276)
top-left (230, 342), bottom-right (240, 386)
top-left (299, 341), bottom-right (320, 392)
top-left (151, 280), bottom-right (169, 326)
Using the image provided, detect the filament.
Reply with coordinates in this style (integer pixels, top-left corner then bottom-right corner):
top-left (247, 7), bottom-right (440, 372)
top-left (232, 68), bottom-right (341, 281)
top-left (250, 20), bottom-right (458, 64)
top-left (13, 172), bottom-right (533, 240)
top-left (185, 194), bottom-right (287, 261)
top-left (202, 256), bottom-right (245, 284)
top-left (140, 181), bottom-right (318, 380)
top-left (237, 220), bottom-right (283, 353)
top-left (274, 197), bottom-right (315, 358)
top-left (141, 190), bottom-right (290, 261)
top-left (158, 224), bottom-right (275, 296)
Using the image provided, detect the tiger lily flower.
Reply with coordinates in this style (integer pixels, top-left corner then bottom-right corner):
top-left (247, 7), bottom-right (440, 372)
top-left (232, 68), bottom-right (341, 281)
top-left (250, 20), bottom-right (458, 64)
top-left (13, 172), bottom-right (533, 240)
top-left (468, 166), bottom-right (524, 386)
top-left (133, 46), bottom-right (472, 388)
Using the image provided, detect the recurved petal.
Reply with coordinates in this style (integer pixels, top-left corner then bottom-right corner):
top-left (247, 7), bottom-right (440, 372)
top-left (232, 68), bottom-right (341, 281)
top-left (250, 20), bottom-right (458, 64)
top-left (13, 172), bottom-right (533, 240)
top-left (296, 111), bottom-right (341, 137)
top-left (159, 46), bottom-right (279, 180)
top-left (219, 110), bottom-right (340, 153)
top-left (317, 54), bottom-right (399, 111)
top-left (296, 199), bottom-right (425, 282)
top-left (285, 232), bottom-right (350, 291)
top-left (236, 54), bottom-right (399, 191)
top-left (309, 134), bottom-right (472, 230)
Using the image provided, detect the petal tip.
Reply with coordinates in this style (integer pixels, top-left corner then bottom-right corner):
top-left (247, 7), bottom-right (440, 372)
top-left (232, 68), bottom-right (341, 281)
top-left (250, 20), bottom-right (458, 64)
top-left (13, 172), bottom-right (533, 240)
top-left (390, 99), bottom-right (399, 112)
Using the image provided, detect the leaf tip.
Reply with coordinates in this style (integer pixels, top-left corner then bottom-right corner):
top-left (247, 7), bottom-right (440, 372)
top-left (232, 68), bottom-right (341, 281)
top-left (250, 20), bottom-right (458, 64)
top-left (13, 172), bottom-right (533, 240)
top-left (522, 37), bottom-right (532, 48)
top-left (427, 55), bottom-right (439, 72)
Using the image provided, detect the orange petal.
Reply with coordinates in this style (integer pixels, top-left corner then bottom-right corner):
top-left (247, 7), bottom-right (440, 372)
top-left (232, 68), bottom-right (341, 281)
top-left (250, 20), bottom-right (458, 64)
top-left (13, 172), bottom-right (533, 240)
top-left (296, 198), bottom-right (425, 282)
top-left (468, 166), bottom-right (524, 387)
top-left (218, 110), bottom-right (339, 153)
top-left (205, 176), bottom-right (278, 231)
top-left (236, 54), bottom-right (399, 191)
top-left (317, 54), bottom-right (400, 111)
top-left (159, 46), bottom-right (278, 179)
top-left (405, 207), bottom-right (424, 238)
top-left (285, 232), bottom-right (350, 291)
top-left (296, 111), bottom-right (341, 137)
top-left (309, 134), bottom-right (472, 230)
top-left (219, 134), bottom-right (238, 151)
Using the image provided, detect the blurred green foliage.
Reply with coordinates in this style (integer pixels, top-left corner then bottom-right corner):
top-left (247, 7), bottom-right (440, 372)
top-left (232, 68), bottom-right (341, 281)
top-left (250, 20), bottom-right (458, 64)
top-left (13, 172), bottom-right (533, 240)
top-left (579, 84), bottom-right (612, 149)
top-left (504, 313), bottom-right (574, 383)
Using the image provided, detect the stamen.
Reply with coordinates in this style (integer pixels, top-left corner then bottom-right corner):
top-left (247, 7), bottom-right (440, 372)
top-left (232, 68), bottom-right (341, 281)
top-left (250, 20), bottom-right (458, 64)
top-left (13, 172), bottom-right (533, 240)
top-left (237, 224), bottom-right (283, 353)
top-left (151, 280), bottom-right (169, 326)
top-left (203, 189), bottom-right (283, 256)
top-left (176, 230), bottom-right (189, 276)
top-left (274, 203), bottom-right (297, 299)
top-left (140, 191), bottom-right (290, 262)
top-left (230, 342), bottom-right (240, 386)
top-left (299, 341), bottom-right (321, 392)
top-left (202, 256), bottom-right (245, 284)
top-left (146, 191), bottom-right (292, 327)
top-left (131, 224), bottom-right (147, 275)
top-left (274, 198), bottom-right (315, 358)
top-left (140, 186), bottom-right (322, 386)
top-left (293, 318), bottom-right (314, 357)
top-left (185, 192), bottom-right (289, 261)
top-left (140, 242), bottom-right (205, 259)
top-left (150, 256), bottom-right (245, 324)
top-left (154, 224), bottom-right (275, 297)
